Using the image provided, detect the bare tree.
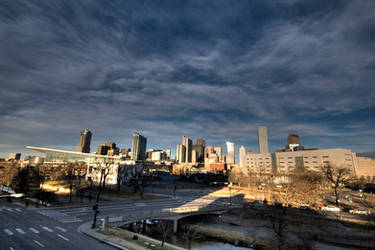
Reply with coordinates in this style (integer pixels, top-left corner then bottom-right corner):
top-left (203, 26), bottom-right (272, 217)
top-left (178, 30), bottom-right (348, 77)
top-left (130, 164), bottom-right (148, 198)
top-left (264, 204), bottom-right (288, 250)
top-left (322, 165), bottom-right (353, 206)
top-left (182, 225), bottom-right (201, 250)
top-left (116, 165), bottom-right (129, 192)
top-left (157, 220), bottom-right (173, 247)
top-left (62, 163), bottom-right (87, 203)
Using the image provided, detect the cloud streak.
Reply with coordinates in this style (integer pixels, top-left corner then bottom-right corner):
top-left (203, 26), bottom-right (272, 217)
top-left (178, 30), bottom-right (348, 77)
top-left (0, 0), bottom-right (374, 158)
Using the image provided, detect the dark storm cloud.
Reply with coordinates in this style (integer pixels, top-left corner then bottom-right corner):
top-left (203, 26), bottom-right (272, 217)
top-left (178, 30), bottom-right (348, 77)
top-left (0, 0), bottom-right (374, 157)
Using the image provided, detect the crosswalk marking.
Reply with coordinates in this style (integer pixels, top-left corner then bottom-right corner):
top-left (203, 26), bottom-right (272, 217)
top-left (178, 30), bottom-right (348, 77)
top-left (4, 229), bottom-right (13, 236)
top-left (41, 226), bottom-right (53, 232)
top-left (57, 233), bottom-right (69, 241)
top-left (29, 227), bottom-right (40, 234)
top-left (6, 208), bottom-right (12, 212)
top-left (15, 208), bottom-right (21, 212)
top-left (33, 240), bottom-right (45, 248)
top-left (55, 226), bottom-right (66, 232)
top-left (15, 228), bottom-right (25, 234)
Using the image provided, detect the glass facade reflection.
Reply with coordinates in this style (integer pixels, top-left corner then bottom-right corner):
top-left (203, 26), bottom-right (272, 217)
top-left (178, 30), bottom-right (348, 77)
top-left (44, 152), bottom-right (118, 164)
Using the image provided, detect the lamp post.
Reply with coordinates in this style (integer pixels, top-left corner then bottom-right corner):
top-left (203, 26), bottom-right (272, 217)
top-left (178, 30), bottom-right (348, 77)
top-left (228, 182), bottom-right (232, 206)
top-left (92, 168), bottom-right (105, 228)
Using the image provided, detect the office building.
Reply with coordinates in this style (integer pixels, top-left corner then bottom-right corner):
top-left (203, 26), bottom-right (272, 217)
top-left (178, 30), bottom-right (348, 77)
top-left (287, 134), bottom-right (300, 145)
top-left (275, 148), bottom-right (357, 174)
top-left (97, 144), bottom-right (108, 155)
top-left (286, 134), bottom-right (302, 151)
top-left (258, 126), bottom-right (269, 154)
top-left (214, 146), bottom-right (222, 162)
top-left (165, 149), bottom-right (171, 160)
top-left (196, 138), bottom-right (206, 147)
top-left (244, 152), bottom-right (274, 174)
top-left (356, 157), bottom-right (375, 182)
top-left (7, 153), bottom-right (21, 161)
top-left (242, 148), bottom-right (359, 176)
top-left (192, 149), bottom-right (197, 164)
top-left (193, 144), bottom-right (204, 163)
top-left (182, 136), bottom-right (192, 163)
top-left (131, 132), bottom-right (147, 161)
top-left (226, 141), bottom-right (235, 165)
top-left (176, 144), bottom-right (186, 163)
top-left (76, 129), bottom-right (92, 153)
top-left (239, 146), bottom-right (246, 167)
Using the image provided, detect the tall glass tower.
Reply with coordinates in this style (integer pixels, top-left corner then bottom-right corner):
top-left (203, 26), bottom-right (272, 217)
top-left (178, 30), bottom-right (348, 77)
top-left (76, 129), bottom-right (92, 153)
top-left (131, 132), bottom-right (147, 161)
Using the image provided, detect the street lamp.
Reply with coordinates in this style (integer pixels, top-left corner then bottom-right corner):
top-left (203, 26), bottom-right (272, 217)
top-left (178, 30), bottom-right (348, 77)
top-left (92, 168), bottom-right (105, 228)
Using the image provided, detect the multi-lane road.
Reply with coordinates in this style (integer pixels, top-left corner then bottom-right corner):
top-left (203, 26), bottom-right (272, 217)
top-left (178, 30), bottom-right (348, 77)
top-left (0, 192), bottom-right (229, 249)
top-left (0, 201), bottom-right (114, 250)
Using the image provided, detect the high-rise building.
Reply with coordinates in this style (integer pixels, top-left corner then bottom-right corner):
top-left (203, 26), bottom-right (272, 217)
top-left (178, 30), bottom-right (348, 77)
top-left (97, 144), bottom-right (108, 155)
top-left (286, 134), bottom-right (301, 151)
top-left (176, 144), bottom-right (186, 163)
top-left (7, 153), bottom-right (21, 161)
top-left (105, 141), bottom-right (116, 150)
top-left (76, 129), bottom-right (92, 153)
top-left (182, 136), bottom-right (192, 163)
top-left (196, 138), bottom-right (206, 147)
top-left (239, 146), bottom-right (246, 167)
top-left (131, 132), bottom-right (147, 161)
top-left (258, 126), bottom-right (269, 154)
top-left (193, 144), bottom-right (204, 163)
top-left (165, 149), bottom-right (171, 160)
top-left (214, 146), bottom-right (222, 162)
top-left (192, 149), bottom-right (197, 164)
top-left (226, 141), bottom-right (235, 164)
top-left (287, 134), bottom-right (300, 145)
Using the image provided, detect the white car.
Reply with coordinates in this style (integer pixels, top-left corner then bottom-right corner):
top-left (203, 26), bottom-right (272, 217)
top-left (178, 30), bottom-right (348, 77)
top-left (321, 206), bottom-right (341, 213)
top-left (349, 209), bottom-right (371, 215)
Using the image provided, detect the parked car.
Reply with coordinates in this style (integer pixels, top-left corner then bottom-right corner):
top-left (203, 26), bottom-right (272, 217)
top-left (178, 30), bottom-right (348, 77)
top-left (321, 206), bottom-right (341, 213)
top-left (349, 208), bottom-right (371, 215)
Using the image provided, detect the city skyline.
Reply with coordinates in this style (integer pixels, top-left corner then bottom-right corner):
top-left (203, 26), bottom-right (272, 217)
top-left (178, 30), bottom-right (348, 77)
top-left (1, 1), bottom-right (375, 158)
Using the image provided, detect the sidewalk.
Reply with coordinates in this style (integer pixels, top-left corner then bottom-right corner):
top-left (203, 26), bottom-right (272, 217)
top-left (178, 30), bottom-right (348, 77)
top-left (78, 222), bottom-right (140, 250)
top-left (78, 221), bottom-right (186, 250)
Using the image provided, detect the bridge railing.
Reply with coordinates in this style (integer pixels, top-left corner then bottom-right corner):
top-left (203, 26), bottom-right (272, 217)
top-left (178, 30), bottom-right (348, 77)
top-left (106, 203), bottom-right (239, 224)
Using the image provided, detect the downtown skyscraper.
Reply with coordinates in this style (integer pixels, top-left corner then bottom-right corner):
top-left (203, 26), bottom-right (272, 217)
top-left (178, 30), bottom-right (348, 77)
top-left (76, 129), bottom-right (92, 153)
top-left (258, 126), bottom-right (269, 154)
top-left (182, 136), bottom-right (192, 163)
top-left (131, 132), bottom-right (147, 161)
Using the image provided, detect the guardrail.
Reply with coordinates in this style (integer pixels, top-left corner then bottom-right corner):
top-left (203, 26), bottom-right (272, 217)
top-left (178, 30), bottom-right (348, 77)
top-left (106, 203), bottom-right (240, 224)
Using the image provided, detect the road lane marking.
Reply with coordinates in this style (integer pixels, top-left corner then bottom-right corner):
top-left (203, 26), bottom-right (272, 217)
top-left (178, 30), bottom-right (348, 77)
top-left (15, 228), bottom-right (25, 234)
top-left (29, 227), bottom-right (40, 234)
top-left (33, 240), bottom-right (45, 248)
top-left (41, 226), bottom-right (53, 232)
top-left (9, 247), bottom-right (14, 250)
top-left (57, 233), bottom-right (69, 241)
top-left (4, 229), bottom-right (13, 236)
top-left (55, 226), bottom-right (67, 232)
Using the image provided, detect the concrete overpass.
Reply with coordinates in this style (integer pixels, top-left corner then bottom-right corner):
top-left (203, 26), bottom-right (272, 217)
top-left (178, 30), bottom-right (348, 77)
top-left (103, 203), bottom-right (242, 233)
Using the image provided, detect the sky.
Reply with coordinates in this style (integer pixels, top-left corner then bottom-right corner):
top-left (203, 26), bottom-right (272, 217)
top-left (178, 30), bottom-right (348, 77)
top-left (1, 0), bottom-right (375, 159)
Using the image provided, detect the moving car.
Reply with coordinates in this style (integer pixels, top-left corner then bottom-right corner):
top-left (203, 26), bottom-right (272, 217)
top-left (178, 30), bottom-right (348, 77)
top-left (349, 208), bottom-right (371, 215)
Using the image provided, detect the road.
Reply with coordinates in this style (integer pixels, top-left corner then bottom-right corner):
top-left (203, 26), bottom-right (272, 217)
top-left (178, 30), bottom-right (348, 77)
top-left (39, 194), bottom-right (233, 223)
top-left (0, 192), bottom-right (230, 249)
top-left (0, 200), bottom-right (115, 250)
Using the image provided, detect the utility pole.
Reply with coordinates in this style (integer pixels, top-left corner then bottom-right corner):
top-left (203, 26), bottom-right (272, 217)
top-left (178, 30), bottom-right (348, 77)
top-left (92, 168), bottom-right (104, 228)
